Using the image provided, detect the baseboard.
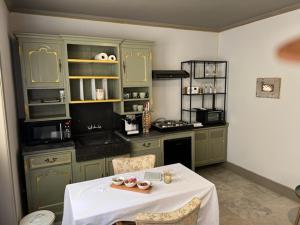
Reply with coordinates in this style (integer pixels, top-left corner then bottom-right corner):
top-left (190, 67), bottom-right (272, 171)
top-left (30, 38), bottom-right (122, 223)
top-left (224, 162), bottom-right (300, 203)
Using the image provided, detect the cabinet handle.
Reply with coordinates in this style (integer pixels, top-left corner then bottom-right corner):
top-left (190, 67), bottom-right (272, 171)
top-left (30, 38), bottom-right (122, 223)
top-left (123, 60), bottom-right (126, 74)
top-left (44, 157), bottom-right (58, 163)
top-left (143, 142), bottom-right (151, 148)
top-left (59, 59), bottom-right (62, 72)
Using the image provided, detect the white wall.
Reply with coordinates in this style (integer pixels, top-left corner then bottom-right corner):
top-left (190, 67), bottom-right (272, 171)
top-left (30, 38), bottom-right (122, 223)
top-left (10, 13), bottom-right (219, 120)
top-left (0, 0), bottom-right (20, 224)
top-left (219, 9), bottom-right (300, 189)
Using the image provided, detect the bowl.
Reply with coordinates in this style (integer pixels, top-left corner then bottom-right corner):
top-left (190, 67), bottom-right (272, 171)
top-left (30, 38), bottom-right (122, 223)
top-left (137, 180), bottom-right (151, 190)
top-left (124, 177), bottom-right (137, 188)
top-left (112, 177), bottom-right (124, 186)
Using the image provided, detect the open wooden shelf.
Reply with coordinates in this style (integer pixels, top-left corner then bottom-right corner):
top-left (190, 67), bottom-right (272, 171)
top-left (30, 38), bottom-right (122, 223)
top-left (70, 99), bottom-right (121, 104)
top-left (28, 102), bottom-right (65, 106)
top-left (123, 98), bottom-right (149, 102)
top-left (69, 76), bottom-right (119, 80)
top-left (67, 59), bottom-right (118, 64)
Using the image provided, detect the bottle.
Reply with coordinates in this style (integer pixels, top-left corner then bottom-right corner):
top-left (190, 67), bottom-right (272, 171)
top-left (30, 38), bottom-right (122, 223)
top-left (204, 84), bottom-right (208, 93)
top-left (209, 84), bottom-right (213, 94)
top-left (213, 85), bottom-right (217, 94)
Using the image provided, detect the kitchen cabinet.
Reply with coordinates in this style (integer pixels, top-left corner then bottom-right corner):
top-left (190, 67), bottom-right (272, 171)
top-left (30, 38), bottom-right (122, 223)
top-left (62, 36), bottom-right (122, 104)
top-left (114, 40), bottom-right (153, 115)
top-left (194, 125), bottom-right (227, 167)
top-left (121, 42), bottom-right (152, 87)
top-left (16, 34), bottom-right (70, 121)
top-left (18, 35), bottom-right (64, 88)
top-left (105, 154), bottom-right (130, 176)
top-left (130, 139), bottom-right (163, 167)
top-left (75, 158), bottom-right (106, 182)
top-left (23, 148), bottom-right (75, 221)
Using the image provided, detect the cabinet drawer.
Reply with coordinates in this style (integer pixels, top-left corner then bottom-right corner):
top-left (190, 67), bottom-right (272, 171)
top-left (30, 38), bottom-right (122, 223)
top-left (131, 139), bottom-right (160, 152)
top-left (28, 152), bottom-right (72, 169)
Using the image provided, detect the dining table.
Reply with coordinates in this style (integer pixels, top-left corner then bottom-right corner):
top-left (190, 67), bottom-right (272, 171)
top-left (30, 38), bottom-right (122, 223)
top-left (62, 163), bottom-right (219, 225)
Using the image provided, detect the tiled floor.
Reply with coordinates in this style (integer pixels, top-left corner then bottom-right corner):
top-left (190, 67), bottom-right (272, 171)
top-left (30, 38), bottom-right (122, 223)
top-left (197, 164), bottom-right (300, 225)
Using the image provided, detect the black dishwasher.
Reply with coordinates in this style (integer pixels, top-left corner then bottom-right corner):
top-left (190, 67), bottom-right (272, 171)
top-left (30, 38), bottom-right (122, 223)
top-left (164, 137), bottom-right (192, 169)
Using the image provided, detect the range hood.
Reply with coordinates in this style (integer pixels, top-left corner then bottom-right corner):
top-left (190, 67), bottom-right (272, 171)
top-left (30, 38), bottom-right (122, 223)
top-left (152, 70), bottom-right (190, 79)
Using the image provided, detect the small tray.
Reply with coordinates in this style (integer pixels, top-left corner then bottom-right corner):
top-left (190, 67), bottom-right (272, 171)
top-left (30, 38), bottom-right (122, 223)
top-left (110, 184), bottom-right (152, 194)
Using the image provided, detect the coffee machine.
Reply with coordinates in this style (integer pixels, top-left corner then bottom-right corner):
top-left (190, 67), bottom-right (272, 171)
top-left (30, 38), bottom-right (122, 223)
top-left (122, 115), bottom-right (141, 135)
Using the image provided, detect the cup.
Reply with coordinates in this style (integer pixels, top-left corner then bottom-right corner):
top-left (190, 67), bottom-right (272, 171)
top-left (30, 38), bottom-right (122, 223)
top-left (163, 170), bottom-right (172, 184)
top-left (139, 92), bottom-right (146, 99)
top-left (59, 90), bottom-right (65, 102)
top-left (123, 93), bottom-right (130, 99)
top-left (96, 89), bottom-right (105, 100)
top-left (132, 104), bottom-right (138, 111)
top-left (137, 105), bottom-right (144, 112)
top-left (132, 92), bottom-right (138, 98)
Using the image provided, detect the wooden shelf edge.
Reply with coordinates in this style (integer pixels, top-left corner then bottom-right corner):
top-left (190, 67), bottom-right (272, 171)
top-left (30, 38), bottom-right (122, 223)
top-left (67, 59), bottom-right (118, 64)
top-left (123, 98), bottom-right (150, 102)
top-left (70, 99), bottom-right (121, 104)
top-left (28, 102), bottom-right (66, 106)
top-left (69, 76), bottom-right (119, 80)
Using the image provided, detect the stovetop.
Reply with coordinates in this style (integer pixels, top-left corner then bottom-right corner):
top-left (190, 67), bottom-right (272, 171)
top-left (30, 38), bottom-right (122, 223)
top-left (152, 120), bottom-right (193, 132)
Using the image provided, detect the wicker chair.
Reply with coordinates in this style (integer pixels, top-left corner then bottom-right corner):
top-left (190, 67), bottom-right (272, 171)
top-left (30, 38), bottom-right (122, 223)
top-left (112, 154), bottom-right (156, 175)
top-left (135, 197), bottom-right (201, 225)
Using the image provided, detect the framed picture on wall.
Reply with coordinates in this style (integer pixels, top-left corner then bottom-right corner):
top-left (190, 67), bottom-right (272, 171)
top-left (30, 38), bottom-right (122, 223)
top-left (256, 78), bottom-right (281, 99)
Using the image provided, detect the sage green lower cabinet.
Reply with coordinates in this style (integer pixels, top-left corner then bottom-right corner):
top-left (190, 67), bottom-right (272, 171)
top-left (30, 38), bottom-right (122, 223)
top-left (130, 139), bottom-right (163, 167)
top-left (194, 126), bottom-right (227, 167)
top-left (74, 158), bottom-right (106, 182)
top-left (105, 154), bottom-right (130, 176)
top-left (23, 148), bottom-right (75, 221)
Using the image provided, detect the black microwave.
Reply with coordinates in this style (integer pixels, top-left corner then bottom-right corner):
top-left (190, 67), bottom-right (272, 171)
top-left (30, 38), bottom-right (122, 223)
top-left (195, 108), bottom-right (225, 125)
top-left (23, 120), bottom-right (72, 145)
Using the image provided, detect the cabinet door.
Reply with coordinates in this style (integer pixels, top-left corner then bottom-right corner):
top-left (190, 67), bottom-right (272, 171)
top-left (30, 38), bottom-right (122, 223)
top-left (22, 42), bottom-right (63, 88)
top-left (77, 159), bottom-right (106, 182)
top-left (122, 47), bottom-right (151, 87)
top-left (29, 164), bottom-right (71, 217)
top-left (106, 154), bottom-right (130, 176)
top-left (208, 127), bottom-right (227, 162)
top-left (194, 130), bottom-right (210, 167)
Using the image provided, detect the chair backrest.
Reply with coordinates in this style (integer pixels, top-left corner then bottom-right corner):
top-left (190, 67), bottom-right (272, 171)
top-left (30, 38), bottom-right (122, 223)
top-left (112, 154), bottom-right (156, 175)
top-left (135, 197), bottom-right (201, 225)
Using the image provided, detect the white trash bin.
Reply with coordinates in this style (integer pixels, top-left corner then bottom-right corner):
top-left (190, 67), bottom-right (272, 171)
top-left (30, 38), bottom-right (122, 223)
top-left (20, 210), bottom-right (55, 225)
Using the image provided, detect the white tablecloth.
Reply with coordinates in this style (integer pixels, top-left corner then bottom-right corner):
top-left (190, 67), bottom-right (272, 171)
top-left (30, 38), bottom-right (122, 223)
top-left (62, 163), bottom-right (219, 225)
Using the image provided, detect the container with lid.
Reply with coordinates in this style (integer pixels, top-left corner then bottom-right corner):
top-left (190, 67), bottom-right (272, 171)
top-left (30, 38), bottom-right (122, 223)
top-left (20, 210), bottom-right (55, 225)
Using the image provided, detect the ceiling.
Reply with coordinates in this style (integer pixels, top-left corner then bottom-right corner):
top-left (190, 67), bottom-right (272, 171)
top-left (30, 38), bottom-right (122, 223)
top-left (4, 0), bottom-right (300, 31)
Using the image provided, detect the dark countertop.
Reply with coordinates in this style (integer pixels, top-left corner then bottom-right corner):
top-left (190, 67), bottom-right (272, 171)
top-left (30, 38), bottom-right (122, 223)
top-left (115, 129), bottom-right (195, 141)
top-left (22, 140), bottom-right (75, 155)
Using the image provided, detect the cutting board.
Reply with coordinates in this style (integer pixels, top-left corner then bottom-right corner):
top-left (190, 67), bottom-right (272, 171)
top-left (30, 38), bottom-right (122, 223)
top-left (110, 184), bottom-right (152, 194)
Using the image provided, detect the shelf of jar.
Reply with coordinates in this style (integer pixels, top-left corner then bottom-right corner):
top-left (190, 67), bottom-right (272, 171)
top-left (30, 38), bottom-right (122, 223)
top-left (194, 76), bottom-right (226, 79)
top-left (69, 99), bottom-right (121, 104)
top-left (123, 98), bottom-right (150, 102)
top-left (182, 92), bottom-right (226, 96)
top-left (69, 76), bottom-right (119, 80)
top-left (67, 59), bottom-right (118, 64)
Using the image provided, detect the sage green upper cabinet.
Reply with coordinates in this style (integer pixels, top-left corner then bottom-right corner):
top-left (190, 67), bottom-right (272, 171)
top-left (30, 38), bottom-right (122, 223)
top-left (121, 41), bottom-right (152, 87)
top-left (17, 35), bottom-right (64, 88)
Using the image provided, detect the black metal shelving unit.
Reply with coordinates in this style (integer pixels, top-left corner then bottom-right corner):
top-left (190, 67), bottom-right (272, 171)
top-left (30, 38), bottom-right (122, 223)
top-left (180, 60), bottom-right (228, 123)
